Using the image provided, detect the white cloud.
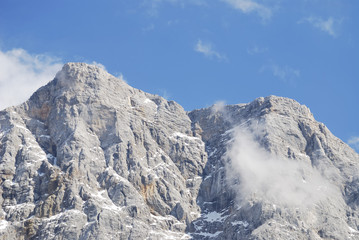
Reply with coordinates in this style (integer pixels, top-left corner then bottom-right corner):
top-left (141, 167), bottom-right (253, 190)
top-left (225, 126), bottom-right (340, 207)
top-left (157, 88), bottom-right (170, 100)
top-left (299, 16), bottom-right (340, 37)
top-left (90, 61), bottom-right (107, 71)
top-left (260, 64), bottom-right (300, 83)
top-left (143, 0), bottom-right (206, 16)
top-left (113, 72), bottom-right (129, 84)
top-left (195, 40), bottom-right (226, 60)
top-left (222, 0), bottom-right (272, 20)
top-left (0, 48), bottom-right (63, 110)
top-left (144, 0), bottom-right (274, 20)
top-left (209, 104), bottom-right (341, 208)
top-left (142, 24), bottom-right (155, 32)
top-left (247, 45), bottom-right (268, 55)
top-left (348, 137), bottom-right (359, 152)
top-left (167, 19), bottom-right (180, 26)
top-left (212, 101), bottom-right (226, 114)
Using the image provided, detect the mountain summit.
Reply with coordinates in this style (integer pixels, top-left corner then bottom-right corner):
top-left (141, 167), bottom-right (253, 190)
top-left (0, 63), bottom-right (358, 239)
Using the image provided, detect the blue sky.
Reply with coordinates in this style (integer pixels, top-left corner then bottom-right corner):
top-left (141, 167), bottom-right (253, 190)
top-left (0, 0), bottom-right (358, 151)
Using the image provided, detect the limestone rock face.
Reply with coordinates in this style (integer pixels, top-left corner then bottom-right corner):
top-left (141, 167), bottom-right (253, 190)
top-left (189, 97), bottom-right (359, 239)
top-left (0, 63), bottom-right (358, 239)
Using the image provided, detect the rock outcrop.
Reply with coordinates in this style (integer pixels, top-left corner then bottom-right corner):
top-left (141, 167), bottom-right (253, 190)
top-left (0, 63), bottom-right (358, 239)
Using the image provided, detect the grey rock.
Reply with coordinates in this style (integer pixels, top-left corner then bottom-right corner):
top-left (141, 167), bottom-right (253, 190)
top-left (0, 63), bottom-right (358, 239)
top-left (189, 96), bottom-right (359, 239)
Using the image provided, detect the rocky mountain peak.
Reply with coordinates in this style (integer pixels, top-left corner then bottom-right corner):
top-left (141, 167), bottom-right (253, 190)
top-left (245, 95), bottom-right (314, 120)
top-left (55, 62), bottom-right (118, 86)
top-left (52, 62), bottom-right (131, 106)
top-left (1, 63), bottom-right (359, 239)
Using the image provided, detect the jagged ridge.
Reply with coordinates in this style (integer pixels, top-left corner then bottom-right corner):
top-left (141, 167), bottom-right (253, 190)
top-left (0, 63), bottom-right (358, 240)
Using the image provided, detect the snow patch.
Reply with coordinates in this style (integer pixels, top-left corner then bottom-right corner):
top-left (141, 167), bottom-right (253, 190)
top-left (171, 132), bottom-right (202, 142)
top-left (151, 214), bottom-right (176, 222)
top-left (143, 98), bottom-right (154, 104)
top-left (202, 211), bottom-right (227, 223)
top-left (0, 220), bottom-right (8, 230)
top-left (231, 220), bottom-right (249, 227)
top-left (208, 148), bottom-right (217, 158)
top-left (191, 231), bottom-right (222, 238)
top-left (36, 119), bottom-right (45, 125)
top-left (0, 129), bottom-right (10, 140)
top-left (39, 135), bottom-right (51, 139)
top-left (47, 153), bottom-right (57, 166)
top-left (222, 128), bottom-right (235, 136)
top-left (146, 230), bottom-right (191, 240)
top-left (204, 174), bottom-right (212, 181)
top-left (46, 209), bottom-right (84, 221)
top-left (14, 124), bottom-right (31, 133)
top-left (90, 189), bottom-right (124, 212)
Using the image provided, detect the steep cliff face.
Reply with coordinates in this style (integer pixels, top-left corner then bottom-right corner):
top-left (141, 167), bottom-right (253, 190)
top-left (0, 63), bottom-right (358, 239)
top-left (189, 97), bottom-right (359, 239)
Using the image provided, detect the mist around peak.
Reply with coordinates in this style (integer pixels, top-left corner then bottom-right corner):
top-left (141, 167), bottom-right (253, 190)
top-left (208, 101), bottom-right (341, 208)
top-left (225, 126), bottom-right (341, 208)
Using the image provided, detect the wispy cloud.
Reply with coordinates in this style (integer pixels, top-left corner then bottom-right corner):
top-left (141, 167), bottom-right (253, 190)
top-left (143, 0), bottom-right (206, 16)
top-left (116, 73), bottom-right (127, 83)
top-left (144, 0), bottom-right (273, 20)
top-left (247, 45), bottom-right (268, 55)
top-left (167, 19), bottom-right (180, 26)
top-left (299, 16), bottom-right (341, 37)
top-left (226, 126), bottom-right (340, 207)
top-left (222, 0), bottom-right (273, 20)
top-left (142, 23), bottom-right (155, 32)
top-left (90, 61), bottom-right (107, 71)
top-left (348, 136), bottom-right (359, 152)
top-left (157, 88), bottom-right (171, 100)
top-left (212, 103), bottom-right (341, 208)
top-left (260, 64), bottom-right (300, 83)
top-left (194, 40), bottom-right (226, 61)
top-left (0, 48), bottom-right (62, 110)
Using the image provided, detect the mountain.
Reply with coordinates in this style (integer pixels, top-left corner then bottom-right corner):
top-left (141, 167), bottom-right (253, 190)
top-left (0, 63), bottom-right (358, 240)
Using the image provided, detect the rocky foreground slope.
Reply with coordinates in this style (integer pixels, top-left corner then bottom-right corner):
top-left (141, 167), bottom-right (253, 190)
top-left (0, 63), bottom-right (359, 239)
